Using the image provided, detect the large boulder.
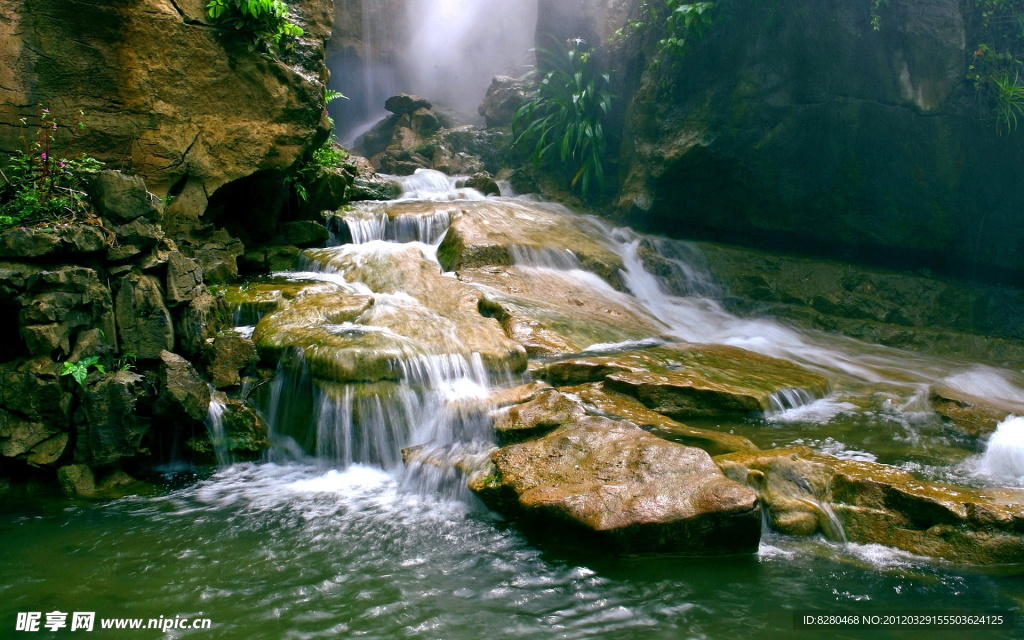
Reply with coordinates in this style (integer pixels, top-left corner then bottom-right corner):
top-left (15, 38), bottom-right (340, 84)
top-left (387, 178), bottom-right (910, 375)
top-left (717, 446), bottom-right (1024, 564)
top-left (491, 389), bottom-right (585, 444)
top-left (472, 416), bottom-right (761, 554)
top-left (0, 0), bottom-right (333, 201)
top-left (478, 75), bottom-right (530, 128)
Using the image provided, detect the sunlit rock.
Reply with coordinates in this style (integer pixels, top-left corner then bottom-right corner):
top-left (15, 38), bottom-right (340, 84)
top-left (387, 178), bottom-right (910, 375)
top-left (562, 382), bottom-right (759, 456)
top-left (538, 344), bottom-right (829, 419)
top-left (472, 416), bottom-right (761, 554)
top-left (717, 446), bottom-right (1024, 564)
top-left (437, 200), bottom-right (625, 288)
top-left (462, 265), bottom-right (663, 356)
top-left (491, 388), bottom-right (585, 444)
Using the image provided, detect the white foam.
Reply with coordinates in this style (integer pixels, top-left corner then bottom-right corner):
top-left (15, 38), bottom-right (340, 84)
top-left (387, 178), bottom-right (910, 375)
top-left (976, 416), bottom-right (1024, 485)
top-left (767, 398), bottom-right (859, 425)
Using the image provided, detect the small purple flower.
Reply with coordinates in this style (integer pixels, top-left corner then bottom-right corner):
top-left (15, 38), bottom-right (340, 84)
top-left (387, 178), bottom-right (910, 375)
top-left (40, 153), bottom-right (47, 160)
top-left (52, 123), bottom-right (58, 130)
top-left (59, 161), bottom-right (66, 168)
top-left (42, 108), bottom-right (50, 114)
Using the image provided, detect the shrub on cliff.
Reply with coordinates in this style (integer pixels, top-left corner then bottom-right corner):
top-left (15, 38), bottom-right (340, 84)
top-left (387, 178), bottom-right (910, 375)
top-left (206, 0), bottom-right (304, 52)
top-left (0, 107), bottom-right (102, 228)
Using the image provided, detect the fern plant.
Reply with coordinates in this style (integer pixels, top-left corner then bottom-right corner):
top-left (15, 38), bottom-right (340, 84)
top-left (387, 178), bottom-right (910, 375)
top-left (992, 71), bottom-right (1024, 132)
top-left (512, 40), bottom-right (615, 200)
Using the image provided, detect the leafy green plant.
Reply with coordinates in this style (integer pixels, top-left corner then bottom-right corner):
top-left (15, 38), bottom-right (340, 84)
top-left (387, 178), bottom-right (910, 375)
top-left (115, 352), bottom-right (137, 372)
top-left (512, 40), bottom-right (615, 199)
top-left (962, 0), bottom-right (1024, 131)
top-left (61, 356), bottom-right (106, 388)
top-left (287, 89), bottom-right (351, 202)
top-left (653, 1), bottom-right (717, 63)
top-left (0, 106), bottom-right (102, 228)
top-left (870, 0), bottom-right (889, 31)
top-left (206, 0), bottom-right (304, 52)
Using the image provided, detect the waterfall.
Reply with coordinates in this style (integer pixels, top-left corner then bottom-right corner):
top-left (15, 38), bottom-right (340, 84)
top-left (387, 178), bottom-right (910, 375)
top-left (204, 394), bottom-right (229, 467)
top-left (977, 416), bottom-right (1024, 485)
top-left (399, 0), bottom-right (539, 118)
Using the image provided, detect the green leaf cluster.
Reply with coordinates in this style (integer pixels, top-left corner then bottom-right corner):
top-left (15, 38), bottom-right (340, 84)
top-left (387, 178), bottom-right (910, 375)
top-left (60, 356), bottom-right (105, 388)
top-left (653, 1), bottom-right (717, 63)
top-left (288, 89), bottom-right (351, 202)
top-left (0, 106), bottom-right (102, 229)
top-left (206, 0), bottom-right (304, 52)
top-left (962, 0), bottom-right (1024, 132)
top-left (512, 40), bottom-right (615, 200)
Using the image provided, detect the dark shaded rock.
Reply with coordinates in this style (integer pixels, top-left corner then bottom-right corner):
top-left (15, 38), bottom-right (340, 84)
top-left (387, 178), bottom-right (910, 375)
top-left (239, 245), bottom-right (301, 275)
top-left (182, 230), bottom-right (244, 285)
top-left (409, 107), bottom-right (440, 136)
top-left (718, 446), bottom-right (1024, 564)
top-left (0, 359), bottom-right (71, 427)
top-left (0, 225), bottom-right (108, 259)
top-left (89, 171), bottom-right (162, 224)
top-left (473, 416), bottom-right (761, 554)
top-left (175, 290), bottom-right (230, 356)
top-left (0, 408), bottom-right (68, 467)
top-left (166, 251), bottom-right (204, 306)
top-left (478, 75), bottom-right (530, 128)
top-left (20, 266), bottom-right (113, 358)
top-left (276, 221), bottom-right (330, 247)
top-left (203, 334), bottom-right (258, 389)
top-left (57, 463), bottom-right (96, 497)
top-left (385, 94), bottom-right (432, 115)
top-left (155, 350), bottom-right (210, 423)
top-left (186, 399), bottom-right (270, 463)
top-left (74, 371), bottom-right (151, 466)
top-left (297, 165), bottom-right (352, 216)
top-left (463, 172), bottom-right (500, 196)
top-left (115, 273), bottom-right (174, 359)
top-left (108, 217), bottom-right (163, 249)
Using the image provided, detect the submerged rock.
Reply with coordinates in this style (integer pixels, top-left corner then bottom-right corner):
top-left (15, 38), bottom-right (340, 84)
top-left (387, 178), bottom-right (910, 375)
top-left (539, 344), bottom-right (829, 419)
top-left (717, 446), bottom-right (1024, 564)
top-left (472, 416), bottom-right (761, 554)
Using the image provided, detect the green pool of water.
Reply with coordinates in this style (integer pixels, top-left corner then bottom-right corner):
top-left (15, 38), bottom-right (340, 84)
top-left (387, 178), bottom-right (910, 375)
top-left (2, 463), bottom-right (1020, 640)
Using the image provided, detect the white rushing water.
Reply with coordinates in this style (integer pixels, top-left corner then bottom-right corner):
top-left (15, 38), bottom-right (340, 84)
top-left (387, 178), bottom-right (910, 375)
top-left (977, 416), bottom-right (1024, 485)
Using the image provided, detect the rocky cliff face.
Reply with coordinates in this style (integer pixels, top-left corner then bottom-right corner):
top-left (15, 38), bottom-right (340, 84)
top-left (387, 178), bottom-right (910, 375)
top-left (0, 0), bottom-right (333, 206)
top-left (538, 0), bottom-right (1024, 283)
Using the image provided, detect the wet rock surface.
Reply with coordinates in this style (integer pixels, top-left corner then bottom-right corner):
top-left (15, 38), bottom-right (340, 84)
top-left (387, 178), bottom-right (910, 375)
top-left (538, 344), bottom-right (829, 419)
top-left (473, 416), bottom-right (761, 554)
top-left (717, 446), bottom-right (1024, 564)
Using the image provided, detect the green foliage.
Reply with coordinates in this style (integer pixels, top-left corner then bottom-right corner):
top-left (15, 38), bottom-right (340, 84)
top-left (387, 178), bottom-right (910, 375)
top-left (115, 352), bottom-right (137, 372)
top-left (652, 1), bottom-right (717, 63)
top-left (963, 0), bottom-right (1024, 131)
top-left (512, 40), bottom-right (615, 200)
top-left (61, 356), bottom-right (106, 389)
top-left (0, 106), bottom-right (102, 228)
top-left (206, 0), bottom-right (304, 52)
top-left (287, 89), bottom-right (351, 203)
top-left (870, 0), bottom-right (889, 31)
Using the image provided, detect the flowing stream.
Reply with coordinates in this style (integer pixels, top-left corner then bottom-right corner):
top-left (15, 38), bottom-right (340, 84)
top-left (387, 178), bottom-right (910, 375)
top-left (2, 173), bottom-right (1022, 639)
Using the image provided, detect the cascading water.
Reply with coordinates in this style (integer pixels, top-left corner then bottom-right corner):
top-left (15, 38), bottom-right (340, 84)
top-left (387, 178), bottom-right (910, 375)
top-left (7, 170), bottom-right (1024, 640)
